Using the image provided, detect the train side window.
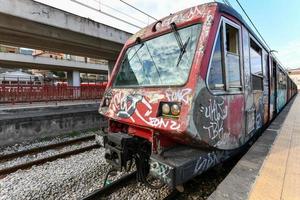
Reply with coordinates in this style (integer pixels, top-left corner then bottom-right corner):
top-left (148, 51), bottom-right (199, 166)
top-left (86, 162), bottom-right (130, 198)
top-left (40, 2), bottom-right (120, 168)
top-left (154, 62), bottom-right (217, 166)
top-left (208, 27), bottom-right (225, 90)
top-left (207, 19), bottom-right (242, 92)
top-left (224, 23), bottom-right (242, 90)
top-left (250, 39), bottom-right (263, 90)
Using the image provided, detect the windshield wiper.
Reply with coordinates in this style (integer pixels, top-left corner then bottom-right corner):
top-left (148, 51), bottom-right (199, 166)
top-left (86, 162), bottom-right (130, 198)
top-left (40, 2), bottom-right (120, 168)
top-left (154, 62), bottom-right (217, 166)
top-left (128, 37), bottom-right (144, 62)
top-left (170, 22), bottom-right (190, 68)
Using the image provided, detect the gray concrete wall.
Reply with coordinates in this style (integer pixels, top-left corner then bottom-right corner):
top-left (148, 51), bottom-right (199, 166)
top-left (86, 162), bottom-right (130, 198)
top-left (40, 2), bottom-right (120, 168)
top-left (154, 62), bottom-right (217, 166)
top-left (0, 103), bottom-right (107, 146)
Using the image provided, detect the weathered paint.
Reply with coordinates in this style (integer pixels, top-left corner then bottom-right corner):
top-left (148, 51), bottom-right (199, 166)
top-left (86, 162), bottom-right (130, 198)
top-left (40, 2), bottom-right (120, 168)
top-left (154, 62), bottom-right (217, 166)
top-left (242, 26), bottom-right (255, 141)
top-left (99, 2), bottom-right (297, 152)
top-left (277, 89), bottom-right (286, 112)
top-left (262, 50), bottom-right (270, 123)
top-left (100, 3), bottom-right (223, 147)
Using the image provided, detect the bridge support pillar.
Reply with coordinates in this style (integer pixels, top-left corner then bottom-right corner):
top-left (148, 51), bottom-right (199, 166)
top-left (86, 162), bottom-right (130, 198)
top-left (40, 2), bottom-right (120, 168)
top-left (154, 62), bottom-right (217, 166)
top-left (67, 70), bottom-right (80, 86)
top-left (108, 61), bottom-right (115, 80)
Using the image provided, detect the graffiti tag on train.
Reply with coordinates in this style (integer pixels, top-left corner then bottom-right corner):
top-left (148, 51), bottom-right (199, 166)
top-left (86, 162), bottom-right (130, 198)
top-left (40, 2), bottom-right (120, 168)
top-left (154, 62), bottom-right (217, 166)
top-left (200, 98), bottom-right (228, 140)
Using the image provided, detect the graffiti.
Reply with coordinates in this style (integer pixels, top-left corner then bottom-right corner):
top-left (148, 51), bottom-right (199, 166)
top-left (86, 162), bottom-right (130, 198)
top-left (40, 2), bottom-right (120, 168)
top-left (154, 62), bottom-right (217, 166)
top-left (193, 150), bottom-right (231, 175)
top-left (277, 89), bottom-right (286, 112)
top-left (216, 132), bottom-right (239, 149)
top-left (200, 98), bottom-right (228, 140)
top-left (159, 5), bottom-right (211, 29)
top-left (165, 88), bottom-right (192, 104)
top-left (112, 93), bottom-right (141, 118)
top-left (110, 91), bottom-right (181, 130)
top-left (149, 117), bottom-right (180, 130)
top-left (254, 95), bottom-right (264, 129)
top-left (246, 108), bottom-right (255, 134)
top-left (150, 160), bottom-right (172, 184)
top-left (193, 152), bottom-right (219, 174)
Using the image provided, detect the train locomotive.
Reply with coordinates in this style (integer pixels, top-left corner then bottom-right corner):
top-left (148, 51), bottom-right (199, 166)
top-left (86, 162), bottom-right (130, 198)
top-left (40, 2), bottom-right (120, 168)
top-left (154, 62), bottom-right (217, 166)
top-left (99, 2), bottom-right (297, 189)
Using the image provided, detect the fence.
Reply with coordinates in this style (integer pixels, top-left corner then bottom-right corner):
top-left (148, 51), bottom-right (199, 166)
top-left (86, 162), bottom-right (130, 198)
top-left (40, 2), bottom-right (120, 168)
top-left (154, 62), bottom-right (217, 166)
top-left (0, 84), bottom-right (106, 104)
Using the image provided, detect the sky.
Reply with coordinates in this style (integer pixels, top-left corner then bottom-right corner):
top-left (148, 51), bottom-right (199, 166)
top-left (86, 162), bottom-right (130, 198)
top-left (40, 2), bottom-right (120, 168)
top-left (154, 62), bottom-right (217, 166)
top-left (35, 0), bottom-right (300, 69)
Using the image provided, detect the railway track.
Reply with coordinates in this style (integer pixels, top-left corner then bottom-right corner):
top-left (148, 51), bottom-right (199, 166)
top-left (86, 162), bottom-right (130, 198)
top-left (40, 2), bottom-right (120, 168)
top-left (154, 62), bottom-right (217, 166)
top-left (81, 171), bottom-right (180, 200)
top-left (0, 135), bottom-right (101, 177)
top-left (82, 171), bottom-right (137, 200)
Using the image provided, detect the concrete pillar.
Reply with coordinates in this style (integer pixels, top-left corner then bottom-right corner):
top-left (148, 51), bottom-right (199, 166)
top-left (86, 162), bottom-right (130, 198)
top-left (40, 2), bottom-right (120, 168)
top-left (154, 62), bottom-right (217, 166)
top-left (67, 70), bottom-right (81, 98)
top-left (67, 70), bottom-right (80, 86)
top-left (108, 61), bottom-right (115, 80)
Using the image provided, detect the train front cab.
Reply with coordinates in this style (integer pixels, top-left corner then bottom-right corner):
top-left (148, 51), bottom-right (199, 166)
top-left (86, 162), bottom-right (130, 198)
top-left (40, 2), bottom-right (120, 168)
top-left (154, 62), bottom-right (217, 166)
top-left (99, 3), bottom-right (297, 190)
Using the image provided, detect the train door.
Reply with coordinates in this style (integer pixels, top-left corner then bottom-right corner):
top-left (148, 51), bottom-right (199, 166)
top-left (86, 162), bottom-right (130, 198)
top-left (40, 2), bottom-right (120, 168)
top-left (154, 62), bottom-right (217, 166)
top-left (262, 50), bottom-right (269, 124)
top-left (249, 36), bottom-right (264, 130)
top-left (287, 79), bottom-right (291, 100)
top-left (272, 60), bottom-right (277, 115)
top-left (221, 18), bottom-right (245, 148)
top-left (206, 17), bottom-right (245, 149)
top-left (276, 68), bottom-right (287, 112)
top-left (241, 26), bottom-right (255, 140)
top-left (269, 59), bottom-right (277, 119)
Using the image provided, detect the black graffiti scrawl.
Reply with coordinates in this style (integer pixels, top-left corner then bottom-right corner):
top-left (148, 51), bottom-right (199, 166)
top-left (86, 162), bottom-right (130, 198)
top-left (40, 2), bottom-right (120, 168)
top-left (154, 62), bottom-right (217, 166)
top-left (116, 94), bottom-right (143, 118)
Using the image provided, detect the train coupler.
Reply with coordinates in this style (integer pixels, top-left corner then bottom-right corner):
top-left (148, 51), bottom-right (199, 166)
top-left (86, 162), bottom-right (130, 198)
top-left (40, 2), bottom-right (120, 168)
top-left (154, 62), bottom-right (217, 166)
top-left (103, 132), bottom-right (138, 171)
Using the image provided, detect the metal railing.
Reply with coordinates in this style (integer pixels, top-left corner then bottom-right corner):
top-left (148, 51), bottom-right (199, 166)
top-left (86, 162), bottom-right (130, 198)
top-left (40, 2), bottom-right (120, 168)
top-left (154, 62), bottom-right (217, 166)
top-left (0, 84), bottom-right (105, 104)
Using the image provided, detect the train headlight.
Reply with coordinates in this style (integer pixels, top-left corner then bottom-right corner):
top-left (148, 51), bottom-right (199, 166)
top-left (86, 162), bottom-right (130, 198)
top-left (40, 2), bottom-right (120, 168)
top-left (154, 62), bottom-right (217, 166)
top-left (171, 104), bottom-right (181, 116)
top-left (162, 103), bottom-right (170, 114)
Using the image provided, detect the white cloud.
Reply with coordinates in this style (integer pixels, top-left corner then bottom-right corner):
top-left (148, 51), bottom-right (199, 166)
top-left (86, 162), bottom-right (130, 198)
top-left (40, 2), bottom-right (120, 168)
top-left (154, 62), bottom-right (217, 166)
top-left (274, 40), bottom-right (300, 69)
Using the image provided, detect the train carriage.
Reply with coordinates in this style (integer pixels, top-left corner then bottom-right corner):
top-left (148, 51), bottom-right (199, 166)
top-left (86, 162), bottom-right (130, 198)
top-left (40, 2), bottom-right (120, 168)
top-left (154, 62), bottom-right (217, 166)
top-left (99, 2), bottom-right (297, 189)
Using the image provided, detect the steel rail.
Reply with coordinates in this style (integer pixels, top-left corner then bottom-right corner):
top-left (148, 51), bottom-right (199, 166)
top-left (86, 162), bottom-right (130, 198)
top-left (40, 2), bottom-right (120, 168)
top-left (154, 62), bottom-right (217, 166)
top-left (0, 135), bottom-right (96, 162)
top-left (81, 171), bottom-right (137, 200)
top-left (0, 144), bottom-right (100, 177)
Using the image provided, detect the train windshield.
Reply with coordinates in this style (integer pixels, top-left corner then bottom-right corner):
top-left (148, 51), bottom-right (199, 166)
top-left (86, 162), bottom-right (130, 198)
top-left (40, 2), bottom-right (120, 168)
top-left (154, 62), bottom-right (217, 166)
top-left (113, 24), bottom-right (201, 87)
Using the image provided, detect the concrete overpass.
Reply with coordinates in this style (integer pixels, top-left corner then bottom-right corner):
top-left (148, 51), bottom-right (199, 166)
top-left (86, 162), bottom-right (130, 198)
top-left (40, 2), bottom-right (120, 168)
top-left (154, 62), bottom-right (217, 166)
top-left (0, 0), bottom-right (132, 61)
top-left (0, 52), bottom-right (109, 86)
top-left (0, 52), bottom-right (108, 74)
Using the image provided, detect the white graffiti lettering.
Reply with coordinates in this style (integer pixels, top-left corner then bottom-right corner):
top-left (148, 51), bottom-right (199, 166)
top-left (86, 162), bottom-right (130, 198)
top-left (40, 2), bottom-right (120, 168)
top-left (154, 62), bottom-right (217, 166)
top-left (150, 161), bottom-right (172, 184)
top-left (165, 88), bottom-right (192, 104)
top-left (149, 117), bottom-right (180, 130)
top-left (200, 99), bottom-right (228, 140)
top-left (159, 6), bottom-right (208, 29)
top-left (194, 152), bottom-right (219, 174)
top-left (112, 92), bottom-right (181, 130)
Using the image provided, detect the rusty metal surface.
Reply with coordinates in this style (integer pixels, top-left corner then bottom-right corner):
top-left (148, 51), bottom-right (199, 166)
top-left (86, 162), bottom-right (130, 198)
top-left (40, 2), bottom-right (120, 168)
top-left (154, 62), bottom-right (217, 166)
top-left (99, 2), bottom-right (298, 151)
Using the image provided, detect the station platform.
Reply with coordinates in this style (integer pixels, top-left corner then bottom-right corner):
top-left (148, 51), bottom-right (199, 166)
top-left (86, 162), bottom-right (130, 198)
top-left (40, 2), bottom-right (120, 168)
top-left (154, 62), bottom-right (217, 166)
top-left (0, 100), bottom-right (105, 146)
top-left (0, 100), bottom-right (100, 111)
top-left (208, 94), bottom-right (299, 200)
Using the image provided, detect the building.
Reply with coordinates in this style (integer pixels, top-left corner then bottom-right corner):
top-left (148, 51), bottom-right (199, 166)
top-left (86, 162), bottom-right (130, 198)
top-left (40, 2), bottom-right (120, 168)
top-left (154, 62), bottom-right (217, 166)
top-left (0, 70), bottom-right (43, 85)
top-left (288, 68), bottom-right (300, 90)
top-left (0, 44), bottom-right (108, 84)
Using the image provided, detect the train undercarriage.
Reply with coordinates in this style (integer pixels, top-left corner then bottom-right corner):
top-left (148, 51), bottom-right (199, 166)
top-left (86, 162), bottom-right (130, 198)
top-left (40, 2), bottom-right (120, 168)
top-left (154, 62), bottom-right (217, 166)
top-left (102, 131), bottom-right (239, 189)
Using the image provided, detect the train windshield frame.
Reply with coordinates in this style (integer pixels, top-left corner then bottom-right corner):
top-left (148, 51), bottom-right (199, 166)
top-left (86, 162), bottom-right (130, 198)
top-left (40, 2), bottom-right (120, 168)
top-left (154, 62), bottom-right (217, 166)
top-left (113, 23), bottom-right (202, 87)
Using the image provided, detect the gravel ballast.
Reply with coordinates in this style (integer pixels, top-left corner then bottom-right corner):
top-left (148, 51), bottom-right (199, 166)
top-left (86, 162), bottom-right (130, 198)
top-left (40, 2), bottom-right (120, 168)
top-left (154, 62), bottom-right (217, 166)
top-left (0, 140), bottom-right (97, 171)
top-left (0, 131), bottom-right (240, 200)
top-left (0, 148), bottom-right (108, 200)
top-left (0, 130), bottom-right (101, 156)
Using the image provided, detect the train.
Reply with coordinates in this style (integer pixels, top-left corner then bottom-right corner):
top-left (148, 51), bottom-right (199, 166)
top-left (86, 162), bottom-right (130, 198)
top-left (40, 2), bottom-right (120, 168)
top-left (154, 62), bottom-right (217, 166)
top-left (98, 2), bottom-right (297, 190)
